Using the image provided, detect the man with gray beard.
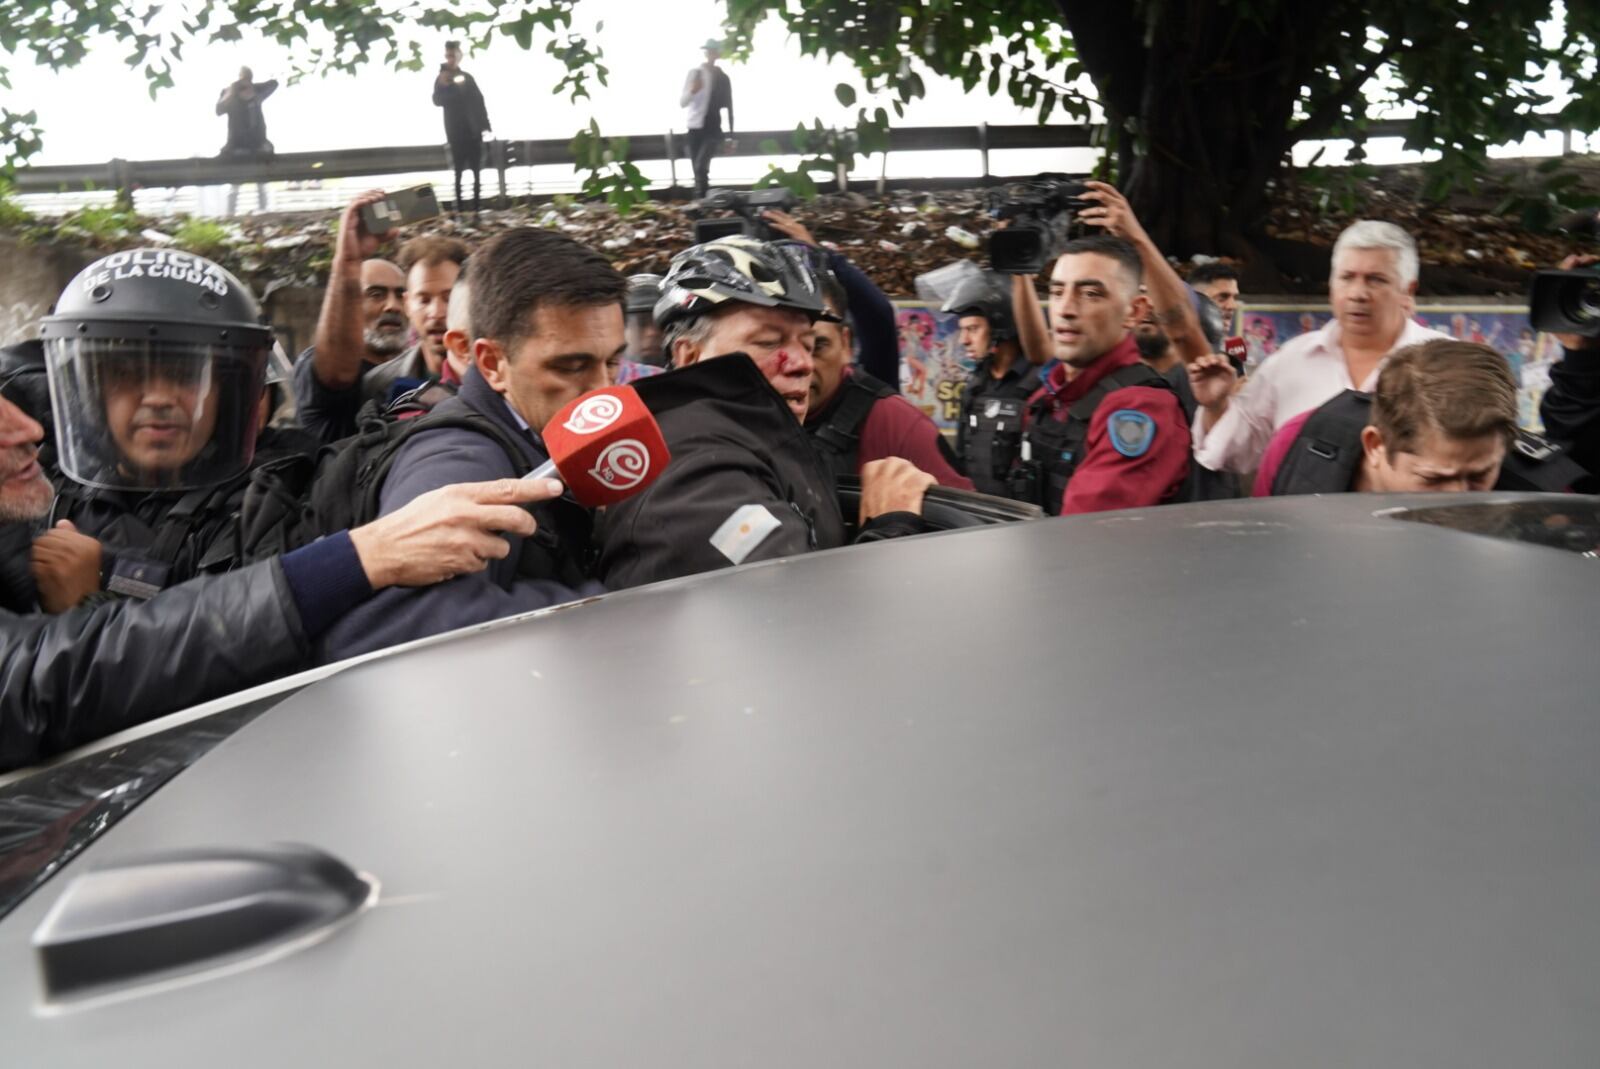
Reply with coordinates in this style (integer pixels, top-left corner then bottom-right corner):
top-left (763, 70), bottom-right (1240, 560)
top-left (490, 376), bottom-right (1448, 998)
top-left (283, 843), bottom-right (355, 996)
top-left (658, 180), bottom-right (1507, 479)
top-left (362, 259), bottom-right (411, 359)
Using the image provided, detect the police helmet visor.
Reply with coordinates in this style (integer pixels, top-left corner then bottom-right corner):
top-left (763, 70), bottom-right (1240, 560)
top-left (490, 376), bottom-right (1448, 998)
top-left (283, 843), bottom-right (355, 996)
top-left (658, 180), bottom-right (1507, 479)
top-left (45, 337), bottom-right (268, 490)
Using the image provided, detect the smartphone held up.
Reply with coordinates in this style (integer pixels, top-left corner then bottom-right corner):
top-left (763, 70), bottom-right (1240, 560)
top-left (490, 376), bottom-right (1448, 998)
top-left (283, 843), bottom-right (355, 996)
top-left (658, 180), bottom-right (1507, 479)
top-left (359, 185), bottom-right (442, 237)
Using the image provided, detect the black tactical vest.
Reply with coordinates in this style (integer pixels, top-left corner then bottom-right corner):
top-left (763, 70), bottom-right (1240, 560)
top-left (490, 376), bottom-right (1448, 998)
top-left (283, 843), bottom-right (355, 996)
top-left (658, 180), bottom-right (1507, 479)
top-left (50, 425), bottom-right (322, 597)
top-left (1012, 362), bottom-right (1178, 516)
top-left (961, 363), bottom-right (1040, 497)
top-left (807, 371), bottom-right (899, 484)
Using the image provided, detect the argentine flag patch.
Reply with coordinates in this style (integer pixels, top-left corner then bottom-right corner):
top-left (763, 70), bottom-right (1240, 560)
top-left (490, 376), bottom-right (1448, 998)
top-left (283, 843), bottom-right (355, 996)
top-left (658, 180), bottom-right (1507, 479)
top-left (711, 504), bottom-right (782, 564)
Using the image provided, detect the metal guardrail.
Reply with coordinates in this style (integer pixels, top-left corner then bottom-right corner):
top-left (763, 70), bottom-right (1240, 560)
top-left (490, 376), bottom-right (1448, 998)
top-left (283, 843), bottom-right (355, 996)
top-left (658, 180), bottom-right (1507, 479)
top-left (11, 116), bottom-right (1584, 203)
top-left (10, 123), bottom-right (1094, 198)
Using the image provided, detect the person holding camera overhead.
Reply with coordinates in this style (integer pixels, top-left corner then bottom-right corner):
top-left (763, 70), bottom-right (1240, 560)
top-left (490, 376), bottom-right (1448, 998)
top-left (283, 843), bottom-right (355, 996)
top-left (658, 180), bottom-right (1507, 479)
top-left (217, 67), bottom-right (277, 158)
top-left (434, 40), bottom-right (492, 216)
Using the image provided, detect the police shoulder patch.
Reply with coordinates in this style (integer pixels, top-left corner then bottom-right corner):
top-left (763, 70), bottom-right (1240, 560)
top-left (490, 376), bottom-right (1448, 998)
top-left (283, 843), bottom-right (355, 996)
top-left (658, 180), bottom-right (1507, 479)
top-left (1107, 409), bottom-right (1156, 458)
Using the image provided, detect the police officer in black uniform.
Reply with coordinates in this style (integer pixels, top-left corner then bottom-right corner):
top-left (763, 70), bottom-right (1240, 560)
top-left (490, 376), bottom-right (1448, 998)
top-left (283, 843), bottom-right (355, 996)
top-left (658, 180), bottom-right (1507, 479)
top-left (36, 249), bottom-right (316, 609)
top-left (945, 272), bottom-right (1040, 498)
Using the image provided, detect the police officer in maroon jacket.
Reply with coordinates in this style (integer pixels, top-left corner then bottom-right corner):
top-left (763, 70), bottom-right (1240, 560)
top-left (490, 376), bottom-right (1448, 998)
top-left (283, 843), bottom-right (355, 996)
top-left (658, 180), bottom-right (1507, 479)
top-left (1013, 231), bottom-right (1191, 515)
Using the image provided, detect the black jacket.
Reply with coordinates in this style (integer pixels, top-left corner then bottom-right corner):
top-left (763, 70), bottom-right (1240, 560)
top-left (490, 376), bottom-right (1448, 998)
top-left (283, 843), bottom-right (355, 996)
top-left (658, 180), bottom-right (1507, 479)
top-left (0, 552), bottom-right (307, 772)
top-left (51, 425), bottom-right (322, 592)
top-left (0, 522), bottom-right (36, 613)
top-left (597, 355), bottom-right (923, 591)
top-left (432, 70), bottom-right (491, 148)
top-left (1540, 345), bottom-right (1600, 492)
top-left (315, 366), bottom-right (593, 663)
top-left (217, 78), bottom-right (277, 154)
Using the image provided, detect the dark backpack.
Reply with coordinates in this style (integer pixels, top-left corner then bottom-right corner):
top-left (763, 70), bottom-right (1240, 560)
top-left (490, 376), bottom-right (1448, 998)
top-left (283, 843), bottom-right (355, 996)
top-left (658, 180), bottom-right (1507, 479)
top-left (236, 396), bottom-right (535, 563)
top-left (1271, 390), bottom-right (1371, 496)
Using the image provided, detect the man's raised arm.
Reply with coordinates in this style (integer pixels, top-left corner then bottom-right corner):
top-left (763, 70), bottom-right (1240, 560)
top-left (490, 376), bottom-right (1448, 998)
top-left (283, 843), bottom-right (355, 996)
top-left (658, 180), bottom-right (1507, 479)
top-left (1077, 180), bottom-right (1212, 364)
top-left (310, 191), bottom-right (386, 392)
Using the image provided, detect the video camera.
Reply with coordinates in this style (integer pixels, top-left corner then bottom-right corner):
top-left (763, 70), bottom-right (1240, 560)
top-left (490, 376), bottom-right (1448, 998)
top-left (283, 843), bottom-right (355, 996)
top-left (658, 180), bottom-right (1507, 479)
top-left (1530, 269), bottom-right (1600, 338)
top-left (1529, 212), bottom-right (1600, 338)
top-left (987, 175), bottom-right (1093, 275)
top-left (692, 189), bottom-right (798, 244)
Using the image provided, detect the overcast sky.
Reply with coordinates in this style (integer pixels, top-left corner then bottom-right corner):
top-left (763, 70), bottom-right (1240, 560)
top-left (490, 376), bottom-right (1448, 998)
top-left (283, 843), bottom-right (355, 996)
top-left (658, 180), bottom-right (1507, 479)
top-left (10, 0), bottom-right (1059, 163)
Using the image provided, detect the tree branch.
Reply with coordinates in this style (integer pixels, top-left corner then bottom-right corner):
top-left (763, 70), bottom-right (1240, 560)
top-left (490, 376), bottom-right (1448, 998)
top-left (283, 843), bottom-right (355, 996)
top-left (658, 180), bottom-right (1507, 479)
top-left (1291, 38), bottom-right (1406, 144)
top-left (992, 53), bottom-right (1099, 111)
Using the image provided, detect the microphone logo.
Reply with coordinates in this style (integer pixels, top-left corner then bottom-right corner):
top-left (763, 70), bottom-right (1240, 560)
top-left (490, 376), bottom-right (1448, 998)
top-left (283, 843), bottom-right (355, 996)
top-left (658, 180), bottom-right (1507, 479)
top-left (563, 394), bottom-right (625, 435)
top-left (588, 439), bottom-right (651, 490)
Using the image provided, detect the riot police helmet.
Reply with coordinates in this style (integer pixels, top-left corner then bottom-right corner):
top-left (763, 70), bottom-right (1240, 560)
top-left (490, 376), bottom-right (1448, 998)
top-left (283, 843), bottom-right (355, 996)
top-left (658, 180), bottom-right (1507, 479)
top-left (941, 272), bottom-right (1017, 342)
top-left (40, 249), bottom-right (274, 491)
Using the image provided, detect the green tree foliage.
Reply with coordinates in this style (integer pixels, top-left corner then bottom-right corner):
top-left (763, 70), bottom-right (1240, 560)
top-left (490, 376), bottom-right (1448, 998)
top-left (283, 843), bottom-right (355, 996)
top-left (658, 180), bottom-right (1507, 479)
top-left (718, 0), bottom-right (1598, 260)
top-left (570, 119), bottom-right (650, 215)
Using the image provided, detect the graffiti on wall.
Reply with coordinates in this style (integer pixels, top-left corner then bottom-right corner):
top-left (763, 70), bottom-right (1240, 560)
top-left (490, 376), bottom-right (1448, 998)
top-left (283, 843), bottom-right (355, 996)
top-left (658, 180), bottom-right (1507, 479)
top-left (1241, 304), bottom-right (1562, 432)
top-left (898, 300), bottom-right (1559, 434)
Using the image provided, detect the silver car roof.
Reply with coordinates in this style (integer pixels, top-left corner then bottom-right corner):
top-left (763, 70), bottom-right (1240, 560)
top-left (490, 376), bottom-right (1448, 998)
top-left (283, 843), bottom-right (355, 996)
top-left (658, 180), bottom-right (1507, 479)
top-left (3, 494), bottom-right (1598, 1066)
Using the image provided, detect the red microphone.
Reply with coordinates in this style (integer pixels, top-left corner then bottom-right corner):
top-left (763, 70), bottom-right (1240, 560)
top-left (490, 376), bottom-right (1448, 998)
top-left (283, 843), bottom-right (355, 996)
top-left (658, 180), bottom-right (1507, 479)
top-left (1223, 336), bottom-right (1248, 372)
top-left (524, 385), bottom-right (671, 507)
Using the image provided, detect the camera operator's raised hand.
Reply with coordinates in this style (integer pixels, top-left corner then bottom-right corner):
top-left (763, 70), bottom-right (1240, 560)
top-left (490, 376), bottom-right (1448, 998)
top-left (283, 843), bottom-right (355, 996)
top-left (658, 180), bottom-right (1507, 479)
top-left (761, 209), bottom-right (817, 246)
top-left (1074, 180), bottom-right (1154, 248)
top-left (1076, 181), bottom-right (1212, 367)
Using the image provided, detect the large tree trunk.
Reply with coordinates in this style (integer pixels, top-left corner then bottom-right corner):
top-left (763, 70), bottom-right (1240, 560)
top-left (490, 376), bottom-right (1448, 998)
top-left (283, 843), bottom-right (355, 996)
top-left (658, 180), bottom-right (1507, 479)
top-left (1055, 0), bottom-right (1369, 286)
